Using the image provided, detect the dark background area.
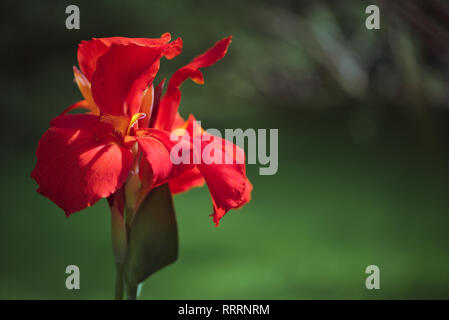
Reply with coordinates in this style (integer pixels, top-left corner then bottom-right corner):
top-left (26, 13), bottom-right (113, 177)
top-left (1, 0), bottom-right (449, 299)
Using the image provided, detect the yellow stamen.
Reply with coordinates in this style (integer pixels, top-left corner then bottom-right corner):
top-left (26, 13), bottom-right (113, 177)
top-left (127, 113), bottom-right (147, 135)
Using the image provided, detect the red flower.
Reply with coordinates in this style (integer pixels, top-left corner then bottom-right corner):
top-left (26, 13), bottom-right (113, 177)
top-left (31, 33), bottom-right (252, 225)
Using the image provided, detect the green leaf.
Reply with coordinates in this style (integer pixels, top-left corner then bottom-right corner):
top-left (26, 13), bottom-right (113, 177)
top-left (124, 183), bottom-right (178, 291)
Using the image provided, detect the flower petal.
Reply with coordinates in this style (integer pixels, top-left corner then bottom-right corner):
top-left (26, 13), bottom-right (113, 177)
top-left (77, 39), bottom-right (109, 82)
top-left (97, 33), bottom-right (182, 59)
top-left (182, 115), bottom-right (251, 225)
top-left (135, 129), bottom-right (180, 190)
top-left (91, 43), bottom-right (165, 117)
top-left (197, 132), bottom-right (250, 226)
top-left (97, 33), bottom-right (172, 47)
top-left (169, 166), bottom-right (205, 194)
top-left (31, 115), bottom-right (133, 215)
top-left (77, 33), bottom-right (181, 82)
top-left (153, 36), bottom-right (232, 130)
top-left (50, 113), bottom-right (101, 129)
top-left (72, 66), bottom-right (100, 115)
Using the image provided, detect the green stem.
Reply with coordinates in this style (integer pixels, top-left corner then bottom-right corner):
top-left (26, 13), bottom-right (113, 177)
top-left (115, 263), bottom-right (124, 300)
top-left (124, 206), bottom-right (138, 300)
top-left (126, 282), bottom-right (138, 300)
top-left (109, 189), bottom-right (127, 300)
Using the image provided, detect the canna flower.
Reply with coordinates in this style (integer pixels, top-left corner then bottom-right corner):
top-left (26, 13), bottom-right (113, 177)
top-left (31, 33), bottom-right (252, 226)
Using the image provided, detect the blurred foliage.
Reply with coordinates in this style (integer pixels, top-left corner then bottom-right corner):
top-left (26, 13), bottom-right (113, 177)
top-left (2, 0), bottom-right (449, 149)
top-left (1, 0), bottom-right (449, 299)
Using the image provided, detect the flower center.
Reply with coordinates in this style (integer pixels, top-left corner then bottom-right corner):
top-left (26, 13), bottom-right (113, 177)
top-left (99, 113), bottom-right (146, 136)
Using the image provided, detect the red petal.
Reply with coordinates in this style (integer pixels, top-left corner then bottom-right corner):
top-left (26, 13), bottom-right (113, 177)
top-left (135, 129), bottom-right (180, 189)
top-left (31, 115), bottom-right (133, 215)
top-left (77, 39), bottom-right (109, 82)
top-left (99, 35), bottom-right (183, 60)
top-left (188, 36), bottom-right (232, 70)
top-left (153, 36), bottom-right (232, 130)
top-left (236, 178), bottom-right (253, 209)
top-left (98, 33), bottom-right (172, 47)
top-left (91, 44), bottom-right (165, 116)
top-left (160, 37), bottom-right (183, 60)
top-left (182, 115), bottom-right (251, 226)
top-left (198, 132), bottom-right (250, 226)
top-left (169, 166), bottom-right (205, 194)
top-left (77, 33), bottom-right (181, 82)
top-left (50, 113), bottom-right (100, 129)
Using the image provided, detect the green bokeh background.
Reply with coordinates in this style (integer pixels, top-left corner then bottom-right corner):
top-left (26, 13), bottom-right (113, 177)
top-left (2, 0), bottom-right (449, 299)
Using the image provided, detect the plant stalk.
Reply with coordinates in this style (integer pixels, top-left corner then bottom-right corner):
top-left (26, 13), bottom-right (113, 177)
top-left (115, 263), bottom-right (125, 300)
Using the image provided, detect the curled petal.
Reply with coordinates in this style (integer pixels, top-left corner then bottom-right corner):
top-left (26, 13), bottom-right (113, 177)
top-left (154, 36), bottom-right (232, 131)
top-left (198, 134), bottom-right (250, 226)
top-left (31, 115), bottom-right (133, 216)
top-left (238, 178), bottom-right (253, 209)
top-left (182, 115), bottom-right (251, 225)
top-left (161, 37), bottom-right (183, 59)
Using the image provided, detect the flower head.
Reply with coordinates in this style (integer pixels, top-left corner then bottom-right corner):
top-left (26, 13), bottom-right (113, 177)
top-left (31, 33), bottom-right (252, 225)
